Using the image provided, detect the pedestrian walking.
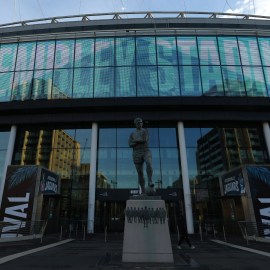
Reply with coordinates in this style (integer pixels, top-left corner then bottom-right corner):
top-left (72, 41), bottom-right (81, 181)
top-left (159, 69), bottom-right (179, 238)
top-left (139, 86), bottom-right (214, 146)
top-left (177, 214), bottom-right (195, 249)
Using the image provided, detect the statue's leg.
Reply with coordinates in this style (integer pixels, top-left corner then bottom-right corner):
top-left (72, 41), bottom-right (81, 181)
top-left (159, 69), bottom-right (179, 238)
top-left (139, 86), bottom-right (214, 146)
top-left (135, 163), bottom-right (145, 193)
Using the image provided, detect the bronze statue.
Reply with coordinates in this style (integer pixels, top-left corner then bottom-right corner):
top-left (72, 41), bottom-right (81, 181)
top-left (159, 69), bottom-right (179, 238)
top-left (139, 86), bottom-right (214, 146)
top-left (129, 117), bottom-right (154, 195)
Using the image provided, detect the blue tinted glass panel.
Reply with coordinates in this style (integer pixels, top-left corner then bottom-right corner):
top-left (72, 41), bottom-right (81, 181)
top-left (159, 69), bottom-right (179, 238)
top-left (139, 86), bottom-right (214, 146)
top-left (32, 69), bottom-right (53, 99)
top-left (242, 66), bottom-right (267, 96)
top-left (0, 132), bottom-right (9, 150)
top-left (218, 37), bottom-right (241, 65)
top-left (184, 128), bottom-right (202, 147)
top-left (160, 148), bottom-right (180, 188)
top-left (16, 42), bottom-right (36, 71)
top-left (117, 148), bottom-right (137, 188)
top-left (221, 66), bottom-right (245, 96)
top-left (177, 37), bottom-right (198, 65)
top-left (179, 65), bottom-right (202, 96)
top-left (115, 37), bottom-right (135, 66)
top-left (156, 36), bottom-right (177, 65)
top-left (117, 128), bottom-right (134, 147)
top-left (94, 67), bottom-right (114, 97)
top-left (35, 41), bottom-right (55, 70)
top-left (75, 39), bottom-right (94, 67)
top-left (115, 67), bottom-right (136, 97)
top-left (12, 71), bottom-right (33, 100)
top-left (263, 67), bottom-right (270, 95)
top-left (73, 68), bottom-right (93, 98)
top-left (238, 37), bottom-right (261, 66)
top-left (99, 128), bottom-right (116, 147)
top-left (95, 38), bottom-right (114, 67)
top-left (150, 148), bottom-right (161, 184)
top-left (97, 148), bottom-right (116, 188)
top-left (198, 37), bottom-right (220, 65)
top-left (258, 37), bottom-right (270, 66)
top-left (137, 66), bottom-right (158, 96)
top-left (53, 69), bottom-right (73, 98)
top-left (136, 37), bottom-right (157, 65)
top-left (148, 128), bottom-right (159, 147)
top-left (159, 128), bottom-right (177, 147)
top-left (0, 72), bottom-right (13, 101)
top-left (0, 43), bottom-right (17, 72)
top-left (55, 40), bottom-right (74, 69)
top-left (201, 66), bottom-right (224, 95)
top-left (158, 66), bottom-right (180, 96)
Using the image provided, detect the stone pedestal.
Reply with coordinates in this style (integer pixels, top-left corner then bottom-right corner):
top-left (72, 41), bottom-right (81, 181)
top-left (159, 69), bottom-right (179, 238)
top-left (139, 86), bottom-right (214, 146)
top-left (122, 198), bottom-right (174, 263)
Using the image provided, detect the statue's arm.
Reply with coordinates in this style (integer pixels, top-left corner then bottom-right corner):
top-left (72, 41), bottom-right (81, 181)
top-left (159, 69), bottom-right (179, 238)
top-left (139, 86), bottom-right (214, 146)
top-left (128, 133), bottom-right (137, 147)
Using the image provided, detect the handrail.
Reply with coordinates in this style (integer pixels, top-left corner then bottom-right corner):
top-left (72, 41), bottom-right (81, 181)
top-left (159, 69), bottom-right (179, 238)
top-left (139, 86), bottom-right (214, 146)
top-left (0, 11), bottom-right (270, 29)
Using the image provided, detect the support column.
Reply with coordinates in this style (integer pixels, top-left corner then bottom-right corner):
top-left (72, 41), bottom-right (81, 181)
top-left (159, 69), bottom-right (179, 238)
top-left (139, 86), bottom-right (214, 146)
top-left (0, 125), bottom-right (17, 209)
top-left (87, 122), bottom-right (98, 233)
top-left (263, 122), bottom-right (270, 158)
top-left (177, 122), bottom-right (194, 234)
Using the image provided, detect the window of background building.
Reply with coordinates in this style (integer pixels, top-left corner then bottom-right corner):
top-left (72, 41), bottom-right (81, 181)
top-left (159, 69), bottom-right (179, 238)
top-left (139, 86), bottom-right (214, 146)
top-left (0, 131), bottom-right (11, 186)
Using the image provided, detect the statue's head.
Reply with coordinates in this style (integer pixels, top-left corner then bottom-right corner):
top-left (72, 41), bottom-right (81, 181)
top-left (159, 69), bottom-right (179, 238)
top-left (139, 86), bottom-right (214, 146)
top-left (134, 117), bottom-right (143, 128)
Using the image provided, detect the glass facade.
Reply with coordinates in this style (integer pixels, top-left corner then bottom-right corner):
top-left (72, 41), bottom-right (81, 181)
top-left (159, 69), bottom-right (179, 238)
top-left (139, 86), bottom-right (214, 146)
top-left (96, 127), bottom-right (180, 189)
top-left (1, 35), bottom-right (270, 100)
top-left (12, 127), bottom-right (92, 222)
top-left (0, 131), bottom-right (10, 185)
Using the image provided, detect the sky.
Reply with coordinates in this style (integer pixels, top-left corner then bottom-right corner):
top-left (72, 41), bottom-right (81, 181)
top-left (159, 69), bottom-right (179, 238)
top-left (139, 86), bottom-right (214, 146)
top-left (0, 0), bottom-right (269, 25)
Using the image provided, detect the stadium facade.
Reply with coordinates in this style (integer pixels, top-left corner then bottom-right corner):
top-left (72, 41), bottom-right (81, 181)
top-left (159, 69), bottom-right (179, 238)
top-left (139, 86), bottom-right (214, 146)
top-left (1, 12), bottom-right (270, 235)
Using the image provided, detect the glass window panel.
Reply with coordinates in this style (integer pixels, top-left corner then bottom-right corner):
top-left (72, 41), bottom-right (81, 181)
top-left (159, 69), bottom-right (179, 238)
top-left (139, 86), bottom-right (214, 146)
top-left (159, 128), bottom-right (177, 147)
top-left (197, 37), bottom-right (220, 65)
top-left (0, 132), bottom-right (10, 150)
top-left (0, 150), bottom-right (8, 181)
top-left (201, 66), bottom-right (224, 95)
top-left (263, 67), bottom-right (270, 95)
top-left (115, 67), bottom-right (136, 97)
top-left (221, 66), bottom-right (245, 96)
top-left (54, 40), bottom-right (74, 69)
top-left (32, 69), bottom-right (53, 99)
top-left (258, 37), bottom-right (270, 66)
top-left (16, 42), bottom-right (36, 71)
top-left (115, 37), bottom-right (135, 66)
top-left (177, 37), bottom-right (199, 65)
top-left (75, 38), bottom-right (94, 68)
top-left (238, 37), bottom-right (261, 66)
top-left (117, 128), bottom-right (134, 147)
top-left (148, 128), bottom-right (159, 147)
top-left (185, 128), bottom-right (202, 147)
top-left (186, 148), bottom-right (199, 178)
top-left (158, 66), bottom-right (180, 96)
top-left (73, 68), bottom-right (93, 98)
top-left (99, 128), bottom-right (116, 147)
top-left (242, 66), bottom-right (267, 96)
top-left (12, 71), bottom-right (33, 100)
top-left (0, 43), bottom-right (17, 72)
top-left (160, 148), bottom-right (180, 188)
top-left (97, 148), bottom-right (116, 188)
top-left (95, 38), bottom-right (114, 67)
top-left (53, 69), bottom-right (73, 98)
top-left (117, 148), bottom-right (137, 188)
top-left (218, 37), bottom-right (241, 65)
top-left (156, 36), bottom-right (177, 65)
top-left (35, 41), bottom-right (55, 70)
top-left (0, 72), bottom-right (13, 101)
top-left (150, 148), bottom-right (161, 185)
top-left (94, 67), bottom-right (114, 97)
top-left (179, 65), bottom-right (202, 96)
top-left (136, 37), bottom-right (157, 65)
top-left (137, 66), bottom-right (158, 96)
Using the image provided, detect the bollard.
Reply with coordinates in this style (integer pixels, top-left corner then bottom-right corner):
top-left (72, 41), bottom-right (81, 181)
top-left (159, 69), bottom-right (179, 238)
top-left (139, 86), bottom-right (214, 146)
top-left (199, 223), bottom-right (203, 241)
top-left (76, 223), bottom-right (78, 236)
top-left (60, 225), bottom-right (62, 241)
top-left (105, 226), bottom-right (107, 243)
top-left (223, 225), bottom-right (227, 242)
top-left (244, 227), bottom-right (249, 245)
top-left (83, 225), bottom-right (86, 240)
top-left (213, 224), bottom-right (216, 239)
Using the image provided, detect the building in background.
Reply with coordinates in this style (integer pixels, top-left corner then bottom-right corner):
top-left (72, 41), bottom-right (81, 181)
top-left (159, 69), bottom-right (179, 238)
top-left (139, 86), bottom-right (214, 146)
top-left (0, 11), bottom-right (270, 234)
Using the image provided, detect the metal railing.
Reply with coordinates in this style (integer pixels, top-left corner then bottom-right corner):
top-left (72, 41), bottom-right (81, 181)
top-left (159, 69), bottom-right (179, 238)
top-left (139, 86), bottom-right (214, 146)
top-left (1, 11), bottom-right (270, 29)
top-left (0, 220), bottom-right (47, 243)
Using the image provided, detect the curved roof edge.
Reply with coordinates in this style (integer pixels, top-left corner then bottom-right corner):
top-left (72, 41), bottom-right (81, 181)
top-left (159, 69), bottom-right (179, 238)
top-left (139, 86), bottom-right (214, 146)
top-left (1, 11), bottom-right (270, 42)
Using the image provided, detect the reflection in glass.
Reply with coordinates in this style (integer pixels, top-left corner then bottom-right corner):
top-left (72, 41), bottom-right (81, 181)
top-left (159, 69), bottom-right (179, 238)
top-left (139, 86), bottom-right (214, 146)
top-left (73, 68), bottom-right (93, 98)
top-left (137, 66), bottom-right (158, 96)
top-left (0, 43), bottom-right (17, 72)
top-left (12, 71), bottom-right (33, 101)
top-left (55, 40), bottom-right (75, 69)
top-left (158, 66), bottom-right (180, 96)
top-left (159, 128), bottom-right (177, 147)
top-left (99, 128), bottom-right (116, 147)
top-left (32, 69), bottom-right (53, 99)
top-left (0, 72), bottom-right (13, 101)
top-left (16, 42), bottom-right (36, 71)
top-left (35, 41), bottom-right (55, 70)
top-left (179, 66), bottom-right (201, 96)
top-left (53, 69), bottom-right (73, 98)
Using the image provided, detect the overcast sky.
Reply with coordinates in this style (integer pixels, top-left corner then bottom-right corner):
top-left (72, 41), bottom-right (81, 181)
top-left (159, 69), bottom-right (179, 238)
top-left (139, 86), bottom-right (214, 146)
top-left (0, 0), bottom-right (269, 25)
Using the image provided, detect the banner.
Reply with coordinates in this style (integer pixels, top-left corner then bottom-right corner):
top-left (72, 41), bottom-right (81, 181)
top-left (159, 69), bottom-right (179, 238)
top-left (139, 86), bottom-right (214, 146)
top-left (0, 165), bottom-right (38, 238)
top-left (39, 168), bottom-right (59, 195)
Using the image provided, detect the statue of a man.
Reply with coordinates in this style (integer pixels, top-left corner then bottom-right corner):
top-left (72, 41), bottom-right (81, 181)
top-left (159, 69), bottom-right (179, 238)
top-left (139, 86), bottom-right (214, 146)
top-left (129, 117), bottom-right (154, 194)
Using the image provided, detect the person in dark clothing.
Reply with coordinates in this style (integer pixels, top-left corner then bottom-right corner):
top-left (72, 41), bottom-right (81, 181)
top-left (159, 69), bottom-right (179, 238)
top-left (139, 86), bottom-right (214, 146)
top-left (177, 214), bottom-right (195, 249)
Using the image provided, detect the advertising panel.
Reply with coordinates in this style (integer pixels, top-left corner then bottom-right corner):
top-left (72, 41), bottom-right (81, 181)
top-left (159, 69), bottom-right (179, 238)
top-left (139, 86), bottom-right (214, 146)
top-left (39, 168), bottom-right (59, 195)
top-left (0, 165), bottom-right (38, 238)
top-left (246, 166), bottom-right (270, 238)
top-left (221, 168), bottom-right (245, 196)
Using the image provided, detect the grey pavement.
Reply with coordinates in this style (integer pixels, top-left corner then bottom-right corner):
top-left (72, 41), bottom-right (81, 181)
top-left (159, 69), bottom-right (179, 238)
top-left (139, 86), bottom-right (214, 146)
top-left (0, 233), bottom-right (270, 269)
